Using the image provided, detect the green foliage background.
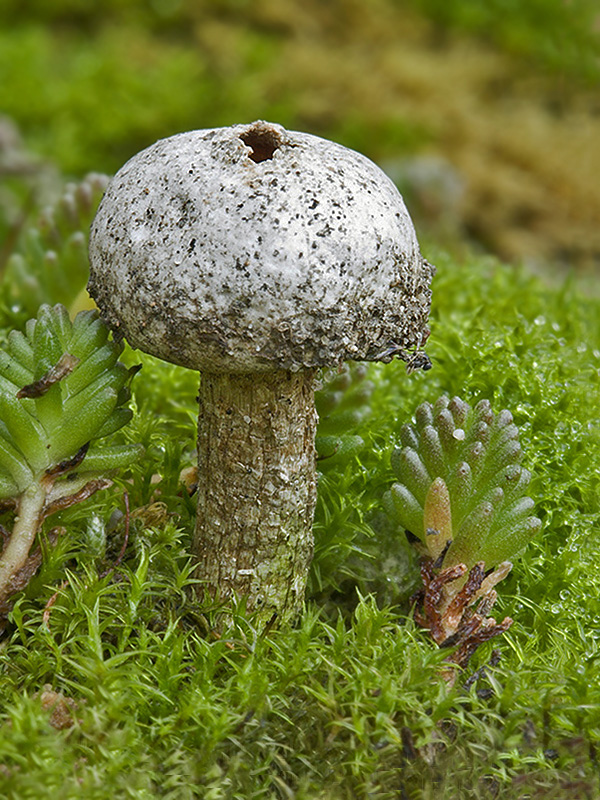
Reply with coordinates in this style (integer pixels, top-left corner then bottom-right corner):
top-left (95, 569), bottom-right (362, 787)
top-left (1, 1), bottom-right (600, 797)
top-left (1, 0), bottom-right (599, 176)
top-left (2, 0), bottom-right (600, 266)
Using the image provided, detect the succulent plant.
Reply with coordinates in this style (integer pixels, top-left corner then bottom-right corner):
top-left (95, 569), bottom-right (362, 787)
top-left (385, 395), bottom-right (541, 669)
top-left (0, 303), bottom-right (141, 614)
top-left (315, 363), bottom-right (375, 467)
top-left (0, 173), bottom-right (109, 327)
top-left (0, 115), bottom-right (37, 180)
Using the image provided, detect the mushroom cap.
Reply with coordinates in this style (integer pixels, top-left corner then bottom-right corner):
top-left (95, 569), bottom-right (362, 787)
top-left (88, 121), bottom-right (433, 373)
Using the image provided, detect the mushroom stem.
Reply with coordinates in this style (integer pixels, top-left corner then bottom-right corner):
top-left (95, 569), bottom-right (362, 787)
top-left (193, 369), bottom-right (318, 626)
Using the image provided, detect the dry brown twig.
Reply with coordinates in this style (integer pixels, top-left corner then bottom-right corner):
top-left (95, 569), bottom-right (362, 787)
top-left (0, 527), bottom-right (67, 633)
top-left (412, 556), bottom-right (513, 678)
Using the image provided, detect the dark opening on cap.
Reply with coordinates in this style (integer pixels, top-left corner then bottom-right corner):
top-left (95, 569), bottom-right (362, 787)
top-left (240, 122), bottom-right (282, 163)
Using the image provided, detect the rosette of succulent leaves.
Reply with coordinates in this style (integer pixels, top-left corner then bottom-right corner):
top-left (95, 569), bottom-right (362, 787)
top-left (0, 163), bottom-right (108, 329)
top-left (0, 303), bottom-right (141, 623)
top-left (314, 363), bottom-right (374, 467)
top-left (385, 395), bottom-right (541, 670)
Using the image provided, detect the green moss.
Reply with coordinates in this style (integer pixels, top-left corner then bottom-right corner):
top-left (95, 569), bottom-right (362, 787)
top-left (0, 245), bottom-right (598, 795)
top-left (1, 6), bottom-right (600, 783)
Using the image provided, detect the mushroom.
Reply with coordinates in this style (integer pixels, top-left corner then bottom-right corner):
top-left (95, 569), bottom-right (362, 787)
top-left (87, 120), bottom-right (434, 626)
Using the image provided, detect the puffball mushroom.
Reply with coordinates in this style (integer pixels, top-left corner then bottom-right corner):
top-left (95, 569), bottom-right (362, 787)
top-left (88, 120), bottom-right (434, 626)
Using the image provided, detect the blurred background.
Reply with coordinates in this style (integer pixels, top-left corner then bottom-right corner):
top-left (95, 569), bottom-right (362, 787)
top-left (1, 0), bottom-right (599, 279)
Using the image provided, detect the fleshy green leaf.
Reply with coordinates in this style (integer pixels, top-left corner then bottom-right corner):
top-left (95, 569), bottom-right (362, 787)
top-left (0, 304), bottom-right (140, 492)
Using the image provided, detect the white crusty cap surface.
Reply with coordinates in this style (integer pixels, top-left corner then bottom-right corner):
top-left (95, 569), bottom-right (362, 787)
top-left (88, 121), bottom-right (433, 373)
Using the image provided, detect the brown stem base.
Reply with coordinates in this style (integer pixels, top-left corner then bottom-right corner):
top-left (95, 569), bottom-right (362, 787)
top-left (193, 369), bottom-right (317, 626)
